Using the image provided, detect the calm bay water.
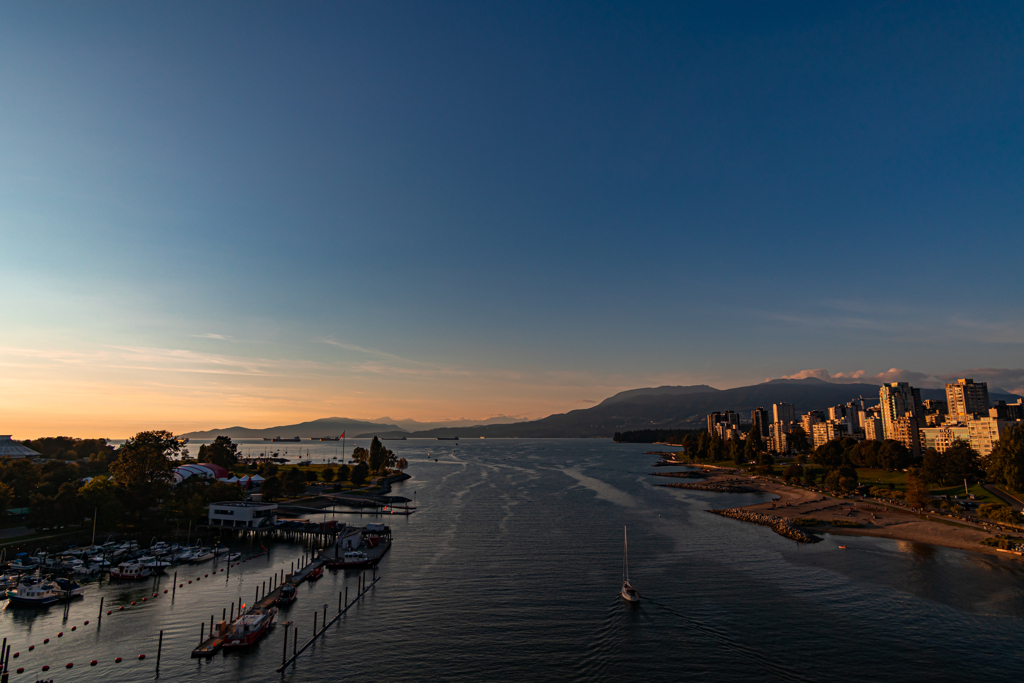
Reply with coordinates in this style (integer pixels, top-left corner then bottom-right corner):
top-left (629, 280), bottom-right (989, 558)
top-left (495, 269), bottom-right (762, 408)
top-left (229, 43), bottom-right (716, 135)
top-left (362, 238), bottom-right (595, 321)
top-left (3, 438), bottom-right (1024, 681)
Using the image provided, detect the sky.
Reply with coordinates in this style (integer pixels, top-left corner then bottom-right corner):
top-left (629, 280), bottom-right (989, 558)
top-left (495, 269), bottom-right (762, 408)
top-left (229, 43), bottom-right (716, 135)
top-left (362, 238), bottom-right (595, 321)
top-left (1, 1), bottom-right (1022, 438)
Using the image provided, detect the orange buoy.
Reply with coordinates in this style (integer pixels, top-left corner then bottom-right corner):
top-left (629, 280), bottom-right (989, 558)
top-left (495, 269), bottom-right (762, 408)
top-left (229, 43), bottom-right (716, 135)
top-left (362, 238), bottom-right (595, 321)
top-left (115, 657), bottom-right (122, 663)
top-left (16, 668), bottom-right (24, 674)
top-left (66, 662), bottom-right (74, 668)
top-left (57, 633), bottom-right (63, 637)
top-left (119, 606), bottom-right (124, 611)
top-left (91, 660), bottom-right (98, 665)
top-left (29, 645), bottom-right (34, 651)
top-left (42, 665), bottom-right (49, 671)
top-left (138, 654), bottom-right (146, 660)
top-left (142, 598), bottom-right (147, 602)
top-left (12, 652), bottom-right (18, 657)
top-left (204, 574), bottom-right (208, 577)
top-left (179, 583), bottom-right (183, 587)
top-left (153, 593), bottom-right (157, 597)
top-left (188, 581), bottom-right (191, 584)
top-left (43, 639), bottom-right (49, 644)
top-left (164, 589), bottom-right (168, 593)
top-left (71, 626), bottom-right (76, 631)
top-left (84, 620), bottom-right (89, 625)
top-left (107, 610), bottom-right (112, 615)
top-left (130, 602), bottom-right (136, 606)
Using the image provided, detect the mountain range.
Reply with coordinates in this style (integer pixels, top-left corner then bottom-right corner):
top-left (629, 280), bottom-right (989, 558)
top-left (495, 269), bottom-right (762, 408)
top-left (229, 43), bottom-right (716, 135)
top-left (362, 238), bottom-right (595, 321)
top-left (180, 379), bottom-right (1021, 440)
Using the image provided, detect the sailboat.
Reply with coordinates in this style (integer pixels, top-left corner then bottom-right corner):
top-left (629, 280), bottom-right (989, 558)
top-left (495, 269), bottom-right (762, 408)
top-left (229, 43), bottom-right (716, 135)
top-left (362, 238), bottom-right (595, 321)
top-left (621, 525), bottom-right (639, 603)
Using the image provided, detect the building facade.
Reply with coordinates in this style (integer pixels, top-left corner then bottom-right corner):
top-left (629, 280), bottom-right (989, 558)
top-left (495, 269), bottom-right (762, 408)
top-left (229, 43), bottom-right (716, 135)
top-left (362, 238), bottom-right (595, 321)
top-left (945, 378), bottom-right (990, 419)
top-left (208, 501), bottom-right (278, 529)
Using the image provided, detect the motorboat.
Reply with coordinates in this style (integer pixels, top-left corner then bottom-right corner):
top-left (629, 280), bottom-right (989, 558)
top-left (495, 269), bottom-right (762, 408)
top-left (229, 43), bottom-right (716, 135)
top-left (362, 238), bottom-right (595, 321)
top-left (62, 558), bottom-right (86, 571)
top-left (276, 584), bottom-right (297, 605)
top-left (0, 573), bottom-right (20, 590)
top-left (212, 545), bottom-right (230, 556)
top-left (222, 606), bottom-right (278, 647)
top-left (620, 525), bottom-right (639, 603)
top-left (307, 565), bottom-right (324, 580)
top-left (326, 550), bottom-right (373, 569)
top-left (5, 575), bottom-right (61, 607)
top-left (109, 562), bottom-right (152, 580)
top-left (8, 554), bottom-right (38, 572)
top-left (227, 552), bottom-right (242, 561)
top-left (188, 548), bottom-right (215, 563)
top-left (54, 577), bottom-right (86, 600)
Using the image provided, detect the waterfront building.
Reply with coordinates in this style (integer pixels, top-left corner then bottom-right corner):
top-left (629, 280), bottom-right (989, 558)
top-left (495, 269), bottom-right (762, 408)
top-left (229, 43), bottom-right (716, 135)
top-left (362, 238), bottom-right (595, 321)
top-left (751, 407), bottom-right (769, 438)
top-left (769, 422), bottom-right (789, 454)
top-left (945, 378), bottom-right (990, 419)
top-left (812, 422), bottom-right (840, 449)
top-left (208, 501), bottom-right (278, 528)
top-left (862, 416), bottom-right (884, 441)
top-left (773, 402), bottom-right (796, 426)
top-left (990, 399), bottom-right (1024, 421)
top-left (919, 416), bottom-right (1011, 457)
top-left (801, 411), bottom-right (824, 437)
top-left (879, 382), bottom-right (923, 455)
top-left (707, 411), bottom-right (740, 435)
top-left (0, 435), bottom-right (40, 460)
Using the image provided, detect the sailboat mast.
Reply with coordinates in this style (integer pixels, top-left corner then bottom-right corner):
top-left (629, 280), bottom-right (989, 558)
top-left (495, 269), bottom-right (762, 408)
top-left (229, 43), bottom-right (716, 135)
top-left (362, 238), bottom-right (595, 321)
top-left (623, 525), bottom-right (629, 582)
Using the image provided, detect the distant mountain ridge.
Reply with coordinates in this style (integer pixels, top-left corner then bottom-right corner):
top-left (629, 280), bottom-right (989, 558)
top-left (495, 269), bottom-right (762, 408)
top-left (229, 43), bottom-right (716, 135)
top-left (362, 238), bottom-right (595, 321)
top-left (181, 379), bottom-right (1022, 440)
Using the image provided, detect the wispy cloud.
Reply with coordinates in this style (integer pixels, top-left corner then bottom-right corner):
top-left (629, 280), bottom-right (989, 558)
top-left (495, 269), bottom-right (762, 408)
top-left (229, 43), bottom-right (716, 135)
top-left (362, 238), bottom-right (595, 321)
top-left (191, 333), bottom-right (232, 341)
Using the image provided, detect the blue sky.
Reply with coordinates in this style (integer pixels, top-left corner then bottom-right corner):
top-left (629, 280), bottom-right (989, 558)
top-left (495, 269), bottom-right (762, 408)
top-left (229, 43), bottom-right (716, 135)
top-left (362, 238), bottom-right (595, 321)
top-left (1, 2), bottom-right (1022, 435)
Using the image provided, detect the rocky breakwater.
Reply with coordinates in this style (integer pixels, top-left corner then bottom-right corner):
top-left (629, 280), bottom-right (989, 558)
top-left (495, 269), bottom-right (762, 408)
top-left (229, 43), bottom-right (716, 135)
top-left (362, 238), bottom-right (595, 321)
top-left (709, 508), bottom-right (820, 543)
top-left (650, 471), bottom-right (711, 479)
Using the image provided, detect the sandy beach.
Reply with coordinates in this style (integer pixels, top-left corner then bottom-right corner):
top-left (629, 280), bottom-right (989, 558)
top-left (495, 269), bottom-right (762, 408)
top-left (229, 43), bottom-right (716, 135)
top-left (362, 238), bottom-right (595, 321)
top-left (667, 465), bottom-right (1021, 560)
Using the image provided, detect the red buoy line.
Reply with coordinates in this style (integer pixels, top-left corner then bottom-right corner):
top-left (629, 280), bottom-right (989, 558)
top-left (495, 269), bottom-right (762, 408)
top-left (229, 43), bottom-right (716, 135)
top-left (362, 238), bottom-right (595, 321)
top-left (2, 550), bottom-right (291, 674)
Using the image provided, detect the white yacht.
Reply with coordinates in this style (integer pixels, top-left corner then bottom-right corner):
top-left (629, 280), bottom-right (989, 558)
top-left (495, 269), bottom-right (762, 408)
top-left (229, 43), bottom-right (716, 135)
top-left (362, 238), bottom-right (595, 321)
top-left (620, 525), bottom-right (639, 603)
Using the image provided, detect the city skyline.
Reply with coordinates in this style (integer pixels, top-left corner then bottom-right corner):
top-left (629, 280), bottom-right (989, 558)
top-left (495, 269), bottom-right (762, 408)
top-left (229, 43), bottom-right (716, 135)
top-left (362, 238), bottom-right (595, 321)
top-left (2, 2), bottom-right (1023, 437)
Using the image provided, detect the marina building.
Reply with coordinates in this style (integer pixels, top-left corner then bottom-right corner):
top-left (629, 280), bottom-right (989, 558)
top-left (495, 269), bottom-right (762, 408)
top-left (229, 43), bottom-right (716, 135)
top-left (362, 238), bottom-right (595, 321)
top-left (0, 436), bottom-right (40, 460)
top-left (208, 501), bottom-right (278, 529)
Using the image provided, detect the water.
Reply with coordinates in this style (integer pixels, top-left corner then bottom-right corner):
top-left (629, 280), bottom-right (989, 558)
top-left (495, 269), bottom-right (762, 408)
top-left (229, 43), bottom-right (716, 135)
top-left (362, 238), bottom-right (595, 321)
top-left (3, 438), bottom-right (1024, 681)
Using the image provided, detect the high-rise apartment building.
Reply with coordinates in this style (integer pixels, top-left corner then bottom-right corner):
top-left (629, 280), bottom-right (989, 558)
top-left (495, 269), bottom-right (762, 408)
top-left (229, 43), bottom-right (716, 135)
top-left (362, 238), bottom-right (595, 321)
top-left (812, 422), bottom-right (840, 449)
top-left (707, 411), bottom-right (740, 435)
top-left (945, 379), bottom-right (990, 419)
top-left (862, 415), bottom-right (884, 441)
top-left (879, 382), bottom-right (923, 456)
top-left (801, 411), bottom-right (823, 437)
top-left (769, 422), bottom-right (789, 454)
top-left (751, 407), bottom-right (769, 437)
top-left (773, 402), bottom-right (796, 426)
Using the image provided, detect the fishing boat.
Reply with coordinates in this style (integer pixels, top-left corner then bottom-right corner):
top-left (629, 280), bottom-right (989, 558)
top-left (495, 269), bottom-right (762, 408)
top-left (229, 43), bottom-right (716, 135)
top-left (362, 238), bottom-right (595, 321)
top-left (307, 565), bottom-right (324, 580)
top-left (110, 562), bottom-right (152, 580)
top-left (5, 575), bottom-right (61, 607)
top-left (222, 606), bottom-right (278, 647)
top-left (620, 526), bottom-right (639, 603)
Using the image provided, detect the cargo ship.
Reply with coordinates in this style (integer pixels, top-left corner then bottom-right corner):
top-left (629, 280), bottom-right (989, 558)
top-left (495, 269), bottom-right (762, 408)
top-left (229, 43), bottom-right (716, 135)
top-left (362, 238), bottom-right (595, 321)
top-left (436, 436), bottom-right (459, 441)
top-left (313, 436), bottom-right (340, 441)
top-left (262, 436), bottom-right (301, 442)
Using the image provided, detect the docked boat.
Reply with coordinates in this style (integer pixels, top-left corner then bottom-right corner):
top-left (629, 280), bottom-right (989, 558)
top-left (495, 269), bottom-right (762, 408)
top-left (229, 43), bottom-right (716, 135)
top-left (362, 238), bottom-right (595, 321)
top-left (211, 545), bottom-right (230, 556)
top-left (222, 606), bottom-right (278, 647)
top-left (54, 577), bottom-right (85, 600)
top-left (307, 565), bottom-right (324, 580)
top-left (620, 525), bottom-right (639, 603)
top-left (276, 584), bottom-right (297, 605)
top-left (326, 550), bottom-right (374, 569)
top-left (110, 562), bottom-right (152, 580)
top-left (8, 554), bottom-right (38, 572)
top-left (227, 552), bottom-right (242, 562)
top-left (188, 548), bottom-right (215, 563)
top-left (5, 576), bottom-right (61, 607)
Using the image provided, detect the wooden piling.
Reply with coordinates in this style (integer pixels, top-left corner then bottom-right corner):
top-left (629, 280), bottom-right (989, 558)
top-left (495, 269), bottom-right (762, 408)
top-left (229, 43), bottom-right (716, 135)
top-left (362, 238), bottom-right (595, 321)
top-left (156, 630), bottom-right (163, 668)
top-left (200, 622), bottom-right (205, 645)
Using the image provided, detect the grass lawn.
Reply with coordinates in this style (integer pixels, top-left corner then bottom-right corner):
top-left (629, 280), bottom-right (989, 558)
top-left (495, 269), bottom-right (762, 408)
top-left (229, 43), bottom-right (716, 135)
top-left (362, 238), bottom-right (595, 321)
top-left (929, 481), bottom-right (1003, 505)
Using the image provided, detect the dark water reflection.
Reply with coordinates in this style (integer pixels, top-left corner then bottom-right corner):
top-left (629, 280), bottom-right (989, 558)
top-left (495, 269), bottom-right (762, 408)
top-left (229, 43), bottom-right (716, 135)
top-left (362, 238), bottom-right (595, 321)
top-left (3, 439), bottom-right (1023, 681)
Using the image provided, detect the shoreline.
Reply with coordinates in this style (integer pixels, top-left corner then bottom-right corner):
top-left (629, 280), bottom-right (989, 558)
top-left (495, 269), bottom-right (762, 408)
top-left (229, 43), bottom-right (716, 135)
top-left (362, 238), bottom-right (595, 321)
top-left (674, 465), bottom-right (1018, 561)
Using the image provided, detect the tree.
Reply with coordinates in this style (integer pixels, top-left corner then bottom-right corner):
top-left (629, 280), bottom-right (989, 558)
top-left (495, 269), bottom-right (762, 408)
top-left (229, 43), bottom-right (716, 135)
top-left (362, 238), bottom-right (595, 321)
top-left (904, 470), bottom-right (930, 510)
top-left (757, 451), bottom-right (774, 475)
top-left (337, 464), bottom-right (350, 482)
top-left (368, 437), bottom-right (394, 473)
top-left (78, 476), bottom-right (123, 530)
top-left (804, 468), bottom-right (818, 486)
top-left (783, 464), bottom-right (802, 482)
top-left (396, 458), bottom-right (408, 472)
top-left (978, 503), bottom-right (1020, 524)
top-left (197, 436), bottom-right (240, 468)
top-left (284, 468), bottom-right (307, 498)
top-left (0, 481), bottom-right (13, 517)
top-left (744, 427), bottom-right (764, 464)
top-left (988, 422), bottom-right (1024, 490)
top-left (350, 462), bottom-right (369, 487)
top-left (823, 470), bottom-right (842, 491)
top-left (352, 447), bottom-right (369, 465)
top-left (260, 475), bottom-right (283, 501)
top-left (258, 462), bottom-right (279, 478)
top-left (110, 430), bottom-right (182, 487)
top-left (788, 425), bottom-right (810, 454)
top-left (0, 459), bottom-right (41, 506)
top-left (322, 467), bottom-right (335, 483)
top-left (729, 432), bottom-right (744, 466)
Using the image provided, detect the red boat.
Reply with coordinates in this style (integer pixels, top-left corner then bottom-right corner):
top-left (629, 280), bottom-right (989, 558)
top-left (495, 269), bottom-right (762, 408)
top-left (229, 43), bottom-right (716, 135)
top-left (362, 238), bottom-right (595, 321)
top-left (276, 584), bottom-right (297, 605)
top-left (307, 565), bottom-right (324, 580)
top-left (222, 607), bottom-right (277, 648)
